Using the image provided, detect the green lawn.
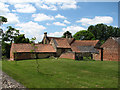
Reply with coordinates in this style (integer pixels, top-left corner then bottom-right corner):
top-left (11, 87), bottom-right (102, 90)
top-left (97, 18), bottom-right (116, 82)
top-left (1, 58), bottom-right (118, 88)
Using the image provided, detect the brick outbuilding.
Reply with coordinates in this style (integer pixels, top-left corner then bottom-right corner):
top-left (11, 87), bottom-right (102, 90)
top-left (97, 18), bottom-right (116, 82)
top-left (93, 37), bottom-right (120, 61)
top-left (10, 32), bottom-right (100, 60)
top-left (10, 43), bottom-right (56, 60)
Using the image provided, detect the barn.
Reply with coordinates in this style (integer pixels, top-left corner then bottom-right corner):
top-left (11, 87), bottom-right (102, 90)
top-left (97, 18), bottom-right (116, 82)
top-left (93, 37), bottom-right (120, 61)
top-left (10, 32), bottom-right (100, 60)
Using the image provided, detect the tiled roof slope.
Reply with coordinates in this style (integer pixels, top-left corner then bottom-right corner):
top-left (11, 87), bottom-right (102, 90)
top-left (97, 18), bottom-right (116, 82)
top-left (101, 37), bottom-right (120, 48)
top-left (48, 37), bottom-right (75, 45)
top-left (71, 40), bottom-right (99, 46)
top-left (71, 40), bottom-right (99, 53)
top-left (11, 43), bottom-right (56, 53)
top-left (53, 38), bottom-right (71, 48)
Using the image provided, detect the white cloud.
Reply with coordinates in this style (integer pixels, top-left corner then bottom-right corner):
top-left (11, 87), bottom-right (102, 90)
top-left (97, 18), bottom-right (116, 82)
top-left (0, 2), bottom-right (10, 14)
top-left (14, 4), bottom-right (36, 13)
top-left (48, 31), bottom-right (63, 37)
top-left (53, 22), bottom-right (66, 26)
top-left (35, 0), bottom-right (77, 10)
top-left (38, 4), bottom-right (57, 11)
top-left (48, 25), bottom-right (86, 37)
top-left (5, 13), bottom-right (19, 24)
top-left (1, 0), bottom-right (78, 11)
top-left (60, 3), bottom-right (77, 9)
top-left (0, 12), bottom-right (19, 24)
top-left (46, 23), bottom-right (51, 26)
top-left (55, 14), bottom-right (66, 19)
top-left (32, 13), bottom-right (54, 21)
top-left (16, 21), bottom-right (46, 42)
top-left (0, 2), bottom-right (19, 24)
top-left (64, 20), bottom-right (71, 24)
top-left (76, 16), bottom-right (113, 26)
top-left (0, 0), bottom-right (40, 5)
top-left (62, 25), bottom-right (86, 34)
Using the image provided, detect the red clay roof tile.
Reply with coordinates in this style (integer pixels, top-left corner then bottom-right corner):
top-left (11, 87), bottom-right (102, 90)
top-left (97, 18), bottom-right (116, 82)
top-left (11, 43), bottom-right (56, 53)
top-left (54, 38), bottom-right (71, 48)
top-left (71, 40), bottom-right (99, 52)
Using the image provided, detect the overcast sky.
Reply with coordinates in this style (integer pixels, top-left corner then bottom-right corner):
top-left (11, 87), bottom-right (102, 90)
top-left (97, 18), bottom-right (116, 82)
top-left (0, 0), bottom-right (119, 42)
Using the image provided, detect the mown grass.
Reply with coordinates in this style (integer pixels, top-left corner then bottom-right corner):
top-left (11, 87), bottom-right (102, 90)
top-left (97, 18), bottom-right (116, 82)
top-left (2, 58), bottom-right (118, 88)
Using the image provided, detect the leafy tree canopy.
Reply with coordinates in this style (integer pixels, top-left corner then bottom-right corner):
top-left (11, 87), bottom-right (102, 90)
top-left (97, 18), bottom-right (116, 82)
top-left (62, 31), bottom-right (72, 38)
top-left (14, 34), bottom-right (30, 43)
top-left (73, 30), bottom-right (95, 40)
top-left (0, 16), bottom-right (7, 25)
top-left (2, 26), bottom-right (20, 43)
top-left (88, 23), bottom-right (120, 41)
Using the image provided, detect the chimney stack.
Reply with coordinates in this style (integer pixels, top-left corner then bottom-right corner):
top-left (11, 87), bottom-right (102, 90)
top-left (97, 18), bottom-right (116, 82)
top-left (69, 34), bottom-right (72, 38)
top-left (44, 32), bottom-right (47, 37)
top-left (66, 34), bottom-right (68, 38)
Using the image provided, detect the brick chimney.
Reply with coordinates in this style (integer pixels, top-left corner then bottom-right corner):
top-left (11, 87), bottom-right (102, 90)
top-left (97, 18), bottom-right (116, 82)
top-left (44, 32), bottom-right (47, 37)
top-left (66, 33), bottom-right (68, 38)
top-left (43, 32), bottom-right (48, 44)
top-left (69, 34), bottom-right (72, 38)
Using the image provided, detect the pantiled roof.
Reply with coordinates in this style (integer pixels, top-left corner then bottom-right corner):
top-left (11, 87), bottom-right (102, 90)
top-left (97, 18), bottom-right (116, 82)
top-left (11, 43), bottom-right (56, 53)
top-left (48, 37), bottom-right (75, 45)
top-left (53, 38), bottom-right (71, 48)
top-left (101, 37), bottom-right (120, 48)
top-left (71, 40), bottom-right (99, 53)
top-left (48, 37), bottom-right (61, 41)
top-left (71, 40), bottom-right (99, 46)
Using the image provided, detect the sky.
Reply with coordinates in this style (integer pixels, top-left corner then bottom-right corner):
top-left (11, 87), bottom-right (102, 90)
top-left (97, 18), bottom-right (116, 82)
top-left (0, 0), bottom-right (119, 42)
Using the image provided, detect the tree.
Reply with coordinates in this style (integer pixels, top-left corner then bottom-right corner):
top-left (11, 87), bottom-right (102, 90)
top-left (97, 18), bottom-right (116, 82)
top-left (2, 26), bottom-right (20, 43)
top-left (14, 34), bottom-right (30, 43)
top-left (0, 16), bottom-right (7, 60)
top-left (2, 42), bottom-right (11, 59)
top-left (2, 26), bottom-right (31, 59)
top-left (73, 30), bottom-right (95, 40)
top-left (62, 31), bottom-right (72, 38)
top-left (0, 16), bottom-right (7, 26)
top-left (88, 23), bottom-right (120, 42)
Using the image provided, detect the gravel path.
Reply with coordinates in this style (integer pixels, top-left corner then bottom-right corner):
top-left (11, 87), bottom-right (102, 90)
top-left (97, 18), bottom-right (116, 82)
top-left (0, 70), bottom-right (27, 89)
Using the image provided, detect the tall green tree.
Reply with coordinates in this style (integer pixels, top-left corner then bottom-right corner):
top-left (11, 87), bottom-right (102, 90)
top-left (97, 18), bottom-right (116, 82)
top-left (73, 30), bottom-right (95, 40)
top-left (62, 31), bottom-right (72, 38)
top-left (2, 26), bottom-right (20, 43)
top-left (14, 34), bottom-right (30, 43)
top-left (88, 23), bottom-right (120, 41)
top-left (2, 26), bottom-right (31, 59)
top-left (0, 16), bottom-right (7, 59)
top-left (2, 42), bottom-right (11, 59)
top-left (0, 16), bottom-right (7, 25)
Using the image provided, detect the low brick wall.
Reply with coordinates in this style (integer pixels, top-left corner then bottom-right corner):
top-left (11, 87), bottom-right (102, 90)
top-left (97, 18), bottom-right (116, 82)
top-left (59, 52), bottom-right (75, 60)
top-left (14, 52), bottom-right (56, 60)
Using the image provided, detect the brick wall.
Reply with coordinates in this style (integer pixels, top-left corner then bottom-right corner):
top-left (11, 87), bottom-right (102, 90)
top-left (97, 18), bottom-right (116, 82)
top-left (14, 53), bottom-right (35, 60)
top-left (103, 47), bottom-right (118, 61)
top-left (93, 49), bottom-right (101, 61)
top-left (59, 52), bottom-right (75, 60)
top-left (101, 38), bottom-right (119, 61)
top-left (56, 48), bottom-right (71, 57)
top-left (10, 45), bottom-right (14, 61)
top-left (13, 52), bottom-right (56, 60)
